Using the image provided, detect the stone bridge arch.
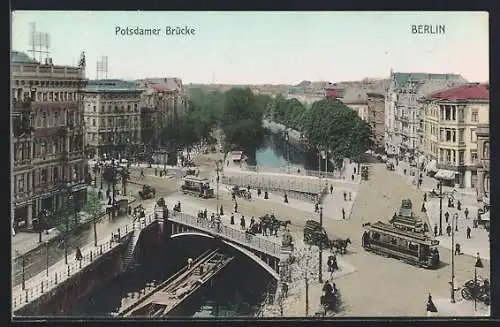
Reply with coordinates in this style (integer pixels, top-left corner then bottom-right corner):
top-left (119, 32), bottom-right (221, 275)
top-left (170, 232), bottom-right (280, 280)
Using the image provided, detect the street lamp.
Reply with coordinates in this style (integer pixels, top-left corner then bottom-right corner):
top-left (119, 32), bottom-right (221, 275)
top-left (215, 160), bottom-right (223, 215)
top-left (450, 211), bottom-right (456, 303)
top-left (318, 205), bottom-right (323, 283)
top-left (474, 252), bottom-right (484, 311)
top-left (285, 131), bottom-right (290, 174)
top-left (65, 183), bottom-right (72, 265)
top-left (438, 180), bottom-right (443, 236)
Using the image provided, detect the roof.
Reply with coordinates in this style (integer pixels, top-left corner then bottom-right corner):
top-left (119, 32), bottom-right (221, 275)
top-left (393, 72), bottom-right (466, 89)
top-left (148, 83), bottom-right (175, 92)
top-left (137, 77), bottom-right (184, 91)
top-left (11, 51), bottom-right (38, 64)
top-left (425, 83), bottom-right (489, 101)
top-left (85, 79), bottom-right (144, 93)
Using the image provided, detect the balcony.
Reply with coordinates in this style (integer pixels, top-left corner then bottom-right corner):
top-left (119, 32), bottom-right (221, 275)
top-left (34, 126), bottom-right (66, 138)
top-left (32, 101), bottom-right (79, 111)
top-left (13, 158), bottom-right (32, 170)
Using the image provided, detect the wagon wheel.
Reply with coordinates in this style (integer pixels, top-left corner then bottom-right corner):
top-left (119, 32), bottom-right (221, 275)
top-left (461, 288), bottom-right (473, 300)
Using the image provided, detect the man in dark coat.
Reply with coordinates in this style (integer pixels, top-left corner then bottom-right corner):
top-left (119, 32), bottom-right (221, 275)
top-left (466, 226), bottom-right (471, 239)
top-left (240, 216), bottom-right (246, 230)
top-left (446, 224), bottom-right (452, 237)
top-left (426, 293), bottom-right (438, 316)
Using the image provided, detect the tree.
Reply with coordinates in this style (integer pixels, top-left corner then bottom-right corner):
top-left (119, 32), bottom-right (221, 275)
top-left (303, 99), bottom-right (371, 164)
top-left (220, 87), bottom-right (266, 150)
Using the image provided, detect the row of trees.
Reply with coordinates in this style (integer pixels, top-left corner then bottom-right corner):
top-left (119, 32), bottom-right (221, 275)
top-left (160, 87), bottom-right (272, 152)
top-left (266, 96), bottom-right (372, 167)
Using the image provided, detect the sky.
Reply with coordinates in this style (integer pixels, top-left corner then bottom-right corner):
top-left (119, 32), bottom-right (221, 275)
top-left (11, 11), bottom-right (489, 85)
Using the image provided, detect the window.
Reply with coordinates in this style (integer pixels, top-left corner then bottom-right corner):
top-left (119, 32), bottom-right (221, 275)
top-left (459, 129), bottom-right (464, 143)
top-left (471, 150), bottom-right (478, 164)
top-left (391, 237), bottom-right (397, 245)
top-left (92, 119), bottom-right (96, 126)
top-left (93, 105), bottom-right (96, 112)
top-left (471, 129), bottom-right (477, 142)
top-left (53, 167), bottom-right (59, 182)
top-left (483, 142), bottom-right (489, 159)
top-left (446, 149), bottom-right (452, 162)
top-left (445, 130), bottom-right (452, 142)
top-left (54, 112), bottom-right (60, 126)
top-left (40, 169), bottom-right (47, 184)
top-left (458, 107), bottom-right (464, 122)
top-left (458, 150), bottom-right (465, 165)
top-left (17, 175), bottom-right (24, 193)
top-left (471, 109), bottom-right (478, 122)
top-left (372, 232), bottom-right (380, 241)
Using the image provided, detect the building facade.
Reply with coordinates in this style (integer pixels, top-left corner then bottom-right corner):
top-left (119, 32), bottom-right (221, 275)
top-left (366, 92), bottom-right (386, 152)
top-left (11, 51), bottom-right (87, 231)
top-left (420, 83), bottom-right (489, 188)
top-left (140, 82), bottom-right (181, 150)
top-left (476, 124), bottom-right (489, 202)
top-left (83, 80), bottom-right (143, 160)
top-left (385, 71), bottom-right (467, 157)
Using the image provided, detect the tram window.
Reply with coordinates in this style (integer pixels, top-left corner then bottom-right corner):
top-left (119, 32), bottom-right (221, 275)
top-left (409, 243), bottom-right (418, 252)
top-left (391, 238), bottom-right (397, 245)
top-left (372, 232), bottom-right (380, 241)
top-left (399, 239), bottom-right (408, 248)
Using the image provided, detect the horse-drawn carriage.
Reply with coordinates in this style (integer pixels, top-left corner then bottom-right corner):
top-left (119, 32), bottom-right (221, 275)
top-left (461, 278), bottom-right (490, 305)
top-left (320, 282), bottom-right (341, 313)
top-left (231, 185), bottom-right (251, 200)
top-left (303, 220), bottom-right (351, 253)
top-left (386, 161), bottom-right (395, 171)
top-left (139, 185), bottom-right (156, 200)
top-left (247, 214), bottom-right (291, 236)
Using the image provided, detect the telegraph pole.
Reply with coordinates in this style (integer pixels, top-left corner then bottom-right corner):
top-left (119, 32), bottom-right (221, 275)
top-left (439, 181), bottom-right (443, 235)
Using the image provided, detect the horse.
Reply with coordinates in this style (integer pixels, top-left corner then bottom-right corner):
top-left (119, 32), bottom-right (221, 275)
top-left (331, 238), bottom-right (351, 255)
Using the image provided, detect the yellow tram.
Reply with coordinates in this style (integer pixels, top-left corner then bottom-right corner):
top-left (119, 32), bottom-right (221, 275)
top-left (362, 221), bottom-right (440, 269)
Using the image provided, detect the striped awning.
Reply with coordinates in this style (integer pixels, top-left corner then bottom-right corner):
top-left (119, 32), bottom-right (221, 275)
top-left (434, 169), bottom-right (456, 180)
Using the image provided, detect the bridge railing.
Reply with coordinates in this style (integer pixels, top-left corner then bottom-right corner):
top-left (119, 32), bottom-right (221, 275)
top-left (170, 212), bottom-right (281, 258)
top-left (222, 175), bottom-right (324, 195)
top-left (12, 214), bottom-right (159, 311)
top-left (242, 165), bottom-right (343, 180)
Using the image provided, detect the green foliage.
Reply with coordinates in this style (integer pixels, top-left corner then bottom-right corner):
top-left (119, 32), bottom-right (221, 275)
top-left (55, 198), bottom-right (80, 234)
top-left (266, 95), bottom-right (307, 131)
top-left (303, 98), bottom-right (372, 161)
top-left (220, 88), bottom-right (269, 149)
top-left (85, 189), bottom-right (102, 216)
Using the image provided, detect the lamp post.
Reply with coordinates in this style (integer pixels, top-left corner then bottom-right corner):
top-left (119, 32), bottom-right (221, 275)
top-left (37, 211), bottom-right (44, 243)
top-left (65, 183), bottom-right (72, 265)
top-left (21, 255), bottom-right (26, 290)
top-left (318, 205), bottom-right (323, 283)
top-left (45, 241), bottom-right (49, 276)
top-left (285, 131), bottom-right (290, 173)
top-left (438, 180), bottom-right (443, 236)
top-left (450, 212), bottom-right (456, 303)
top-left (215, 160), bottom-right (222, 215)
top-left (474, 252), bottom-right (483, 311)
top-left (93, 209), bottom-right (98, 247)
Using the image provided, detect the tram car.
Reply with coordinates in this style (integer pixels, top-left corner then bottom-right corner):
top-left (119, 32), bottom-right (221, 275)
top-left (181, 176), bottom-right (215, 199)
top-left (362, 221), bottom-right (440, 269)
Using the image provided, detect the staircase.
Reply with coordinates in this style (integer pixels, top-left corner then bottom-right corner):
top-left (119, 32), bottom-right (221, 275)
top-left (121, 225), bottom-right (141, 273)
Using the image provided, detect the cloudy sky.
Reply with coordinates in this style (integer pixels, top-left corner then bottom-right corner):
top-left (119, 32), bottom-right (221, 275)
top-left (12, 11), bottom-right (489, 84)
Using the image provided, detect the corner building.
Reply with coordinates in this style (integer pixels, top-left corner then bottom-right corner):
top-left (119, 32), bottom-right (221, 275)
top-left (83, 80), bottom-right (143, 160)
top-left (11, 51), bottom-right (87, 231)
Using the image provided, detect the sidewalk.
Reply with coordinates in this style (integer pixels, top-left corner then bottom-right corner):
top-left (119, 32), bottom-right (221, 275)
top-left (432, 298), bottom-right (490, 317)
top-left (12, 205), bottom-right (157, 311)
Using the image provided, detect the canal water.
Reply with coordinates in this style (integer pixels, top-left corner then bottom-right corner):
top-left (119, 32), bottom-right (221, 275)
top-left (72, 242), bottom-right (274, 318)
top-left (248, 132), bottom-right (335, 172)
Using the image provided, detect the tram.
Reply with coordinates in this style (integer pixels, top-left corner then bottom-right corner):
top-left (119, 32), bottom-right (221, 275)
top-left (362, 221), bottom-right (440, 269)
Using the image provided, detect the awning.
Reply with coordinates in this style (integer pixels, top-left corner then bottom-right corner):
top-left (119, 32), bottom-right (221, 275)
top-left (426, 160), bottom-right (437, 172)
top-left (480, 211), bottom-right (490, 221)
top-left (434, 169), bottom-right (456, 180)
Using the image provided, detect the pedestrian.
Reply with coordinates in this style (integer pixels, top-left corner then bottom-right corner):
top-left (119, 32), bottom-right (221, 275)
top-left (155, 168), bottom-right (158, 176)
top-left (220, 205), bottom-right (224, 216)
top-left (230, 214), bottom-right (235, 225)
top-left (433, 224), bottom-right (438, 237)
top-left (315, 202), bottom-right (319, 213)
top-left (421, 202), bottom-right (426, 213)
top-left (466, 226), bottom-right (471, 239)
top-left (464, 207), bottom-right (469, 219)
top-left (75, 246), bottom-right (83, 261)
top-left (240, 216), bottom-right (246, 230)
top-left (234, 202), bottom-right (238, 213)
top-left (446, 224), bottom-right (451, 237)
top-left (203, 208), bottom-right (208, 219)
top-left (455, 243), bottom-right (461, 256)
top-left (264, 191), bottom-right (269, 199)
top-left (342, 208), bottom-right (345, 220)
top-left (284, 193), bottom-right (288, 203)
top-left (351, 174), bottom-right (354, 181)
top-left (426, 293), bottom-right (438, 316)
top-left (354, 167), bottom-right (357, 174)
top-left (330, 185), bottom-right (333, 194)
top-left (349, 192), bottom-right (352, 201)
top-left (457, 200), bottom-right (462, 211)
top-left (418, 178), bottom-right (422, 188)
top-left (187, 257), bottom-right (193, 269)
top-left (445, 212), bottom-right (450, 224)
top-left (257, 188), bottom-right (262, 197)
top-left (282, 282), bottom-right (288, 297)
top-left (128, 206), bottom-right (132, 216)
top-left (250, 216), bottom-right (255, 228)
top-left (343, 191), bottom-right (347, 201)
top-left (403, 168), bottom-right (407, 175)
top-left (423, 192), bottom-right (427, 202)
top-left (140, 169), bottom-right (145, 178)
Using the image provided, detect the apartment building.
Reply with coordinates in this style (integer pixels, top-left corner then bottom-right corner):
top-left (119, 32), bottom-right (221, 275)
top-left (366, 92), bottom-right (386, 152)
top-left (476, 124), bottom-right (489, 203)
top-left (385, 71), bottom-right (467, 157)
top-left (420, 83), bottom-right (489, 188)
top-left (11, 51), bottom-right (87, 231)
top-left (83, 80), bottom-right (144, 160)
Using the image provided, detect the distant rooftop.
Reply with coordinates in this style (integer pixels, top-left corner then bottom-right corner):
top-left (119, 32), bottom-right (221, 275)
top-left (11, 51), bottom-right (38, 64)
top-left (425, 83), bottom-right (489, 101)
top-left (85, 79), bottom-right (144, 93)
top-left (393, 72), bottom-right (466, 89)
